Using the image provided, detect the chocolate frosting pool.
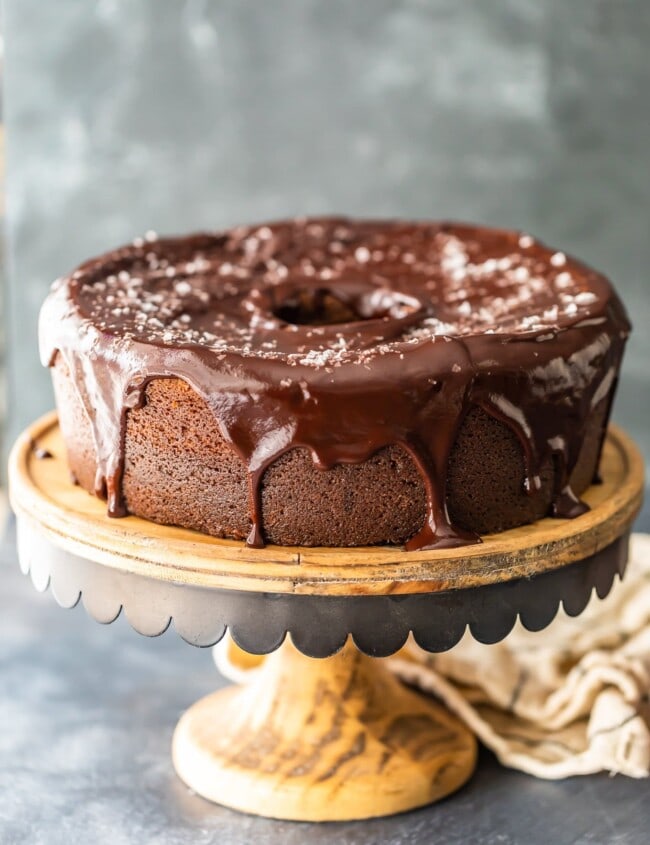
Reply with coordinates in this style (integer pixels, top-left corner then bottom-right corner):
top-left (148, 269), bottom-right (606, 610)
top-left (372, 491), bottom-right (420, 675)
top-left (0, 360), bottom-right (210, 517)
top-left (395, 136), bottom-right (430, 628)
top-left (39, 217), bottom-right (631, 550)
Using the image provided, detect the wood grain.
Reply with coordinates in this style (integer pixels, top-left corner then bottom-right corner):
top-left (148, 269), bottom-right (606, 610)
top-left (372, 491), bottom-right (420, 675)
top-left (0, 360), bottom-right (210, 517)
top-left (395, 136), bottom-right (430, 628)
top-left (8, 412), bottom-right (644, 596)
top-left (172, 638), bottom-right (477, 821)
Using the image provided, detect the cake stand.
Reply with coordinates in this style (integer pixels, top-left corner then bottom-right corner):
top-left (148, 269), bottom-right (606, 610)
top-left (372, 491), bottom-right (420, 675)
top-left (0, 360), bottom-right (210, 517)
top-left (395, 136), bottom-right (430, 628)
top-left (8, 413), bottom-right (644, 822)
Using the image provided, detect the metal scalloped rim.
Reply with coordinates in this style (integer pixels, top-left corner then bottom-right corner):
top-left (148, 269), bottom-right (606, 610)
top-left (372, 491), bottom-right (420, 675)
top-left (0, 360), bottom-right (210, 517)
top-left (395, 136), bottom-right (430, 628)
top-left (17, 519), bottom-right (630, 658)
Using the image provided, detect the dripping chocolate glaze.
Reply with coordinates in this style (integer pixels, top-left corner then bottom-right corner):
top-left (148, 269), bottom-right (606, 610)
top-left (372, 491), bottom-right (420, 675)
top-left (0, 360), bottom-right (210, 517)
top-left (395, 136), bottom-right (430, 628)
top-left (39, 218), bottom-right (631, 551)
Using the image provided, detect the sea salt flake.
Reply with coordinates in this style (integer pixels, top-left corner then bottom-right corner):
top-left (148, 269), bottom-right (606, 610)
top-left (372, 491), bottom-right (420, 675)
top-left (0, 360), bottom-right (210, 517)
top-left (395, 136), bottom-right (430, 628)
top-left (175, 281), bottom-right (192, 296)
top-left (244, 237), bottom-right (259, 255)
top-left (543, 305), bottom-right (559, 320)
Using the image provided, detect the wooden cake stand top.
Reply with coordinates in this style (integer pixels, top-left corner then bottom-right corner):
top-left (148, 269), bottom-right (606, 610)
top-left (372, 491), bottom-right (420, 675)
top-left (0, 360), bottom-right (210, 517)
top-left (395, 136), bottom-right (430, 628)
top-left (9, 412), bottom-right (644, 597)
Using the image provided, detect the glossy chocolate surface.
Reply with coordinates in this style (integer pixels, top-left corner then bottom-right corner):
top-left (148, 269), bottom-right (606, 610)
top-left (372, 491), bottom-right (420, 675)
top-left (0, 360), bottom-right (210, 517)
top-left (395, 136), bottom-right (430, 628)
top-left (39, 218), bottom-right (630, 550)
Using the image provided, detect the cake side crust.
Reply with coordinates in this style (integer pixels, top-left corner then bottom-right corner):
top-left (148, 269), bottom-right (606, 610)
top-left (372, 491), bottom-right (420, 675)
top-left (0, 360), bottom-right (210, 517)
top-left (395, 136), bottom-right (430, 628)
top-left (52, 359), bottom-right (608, 546)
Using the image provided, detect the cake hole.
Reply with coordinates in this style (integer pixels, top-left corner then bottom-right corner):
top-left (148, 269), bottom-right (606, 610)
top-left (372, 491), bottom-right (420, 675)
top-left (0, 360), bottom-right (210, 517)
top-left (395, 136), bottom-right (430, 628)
top-left (273, 287), bottom-right (359, 326)
top-left (271, 285), bottom-right (422, 326)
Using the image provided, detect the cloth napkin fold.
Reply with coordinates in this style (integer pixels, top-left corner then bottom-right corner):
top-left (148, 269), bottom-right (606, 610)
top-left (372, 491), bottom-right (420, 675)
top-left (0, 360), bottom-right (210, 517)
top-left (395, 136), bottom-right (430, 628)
top-left (215, 533), bottom-right (650, 780)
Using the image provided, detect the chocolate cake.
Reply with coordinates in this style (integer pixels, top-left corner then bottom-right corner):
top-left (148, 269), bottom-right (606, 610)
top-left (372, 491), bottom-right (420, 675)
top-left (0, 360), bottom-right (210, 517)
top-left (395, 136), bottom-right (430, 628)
top-left (39, 218), bottom-right (630, 551)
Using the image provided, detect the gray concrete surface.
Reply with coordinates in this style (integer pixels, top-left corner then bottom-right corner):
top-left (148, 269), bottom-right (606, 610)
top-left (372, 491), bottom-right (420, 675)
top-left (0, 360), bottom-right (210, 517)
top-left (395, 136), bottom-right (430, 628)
top-left (1, 518), bottom-right (649, 845)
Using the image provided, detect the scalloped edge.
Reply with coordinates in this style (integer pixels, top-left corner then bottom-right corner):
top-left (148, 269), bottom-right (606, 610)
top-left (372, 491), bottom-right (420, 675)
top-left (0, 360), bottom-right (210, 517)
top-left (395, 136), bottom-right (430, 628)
top-left (14, 516), bottom-right (630, 658)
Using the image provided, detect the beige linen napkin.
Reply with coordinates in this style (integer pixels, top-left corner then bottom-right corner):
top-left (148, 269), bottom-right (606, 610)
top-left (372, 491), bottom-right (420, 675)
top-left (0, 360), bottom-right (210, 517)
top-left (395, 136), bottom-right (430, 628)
top-left (215, 533), bottom-right (650, 780)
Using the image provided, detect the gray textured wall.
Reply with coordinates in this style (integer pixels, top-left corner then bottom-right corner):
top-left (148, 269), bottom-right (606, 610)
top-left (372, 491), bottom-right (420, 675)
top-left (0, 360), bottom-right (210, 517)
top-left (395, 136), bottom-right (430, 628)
top-left (4, 1), bottom-right (649, 508)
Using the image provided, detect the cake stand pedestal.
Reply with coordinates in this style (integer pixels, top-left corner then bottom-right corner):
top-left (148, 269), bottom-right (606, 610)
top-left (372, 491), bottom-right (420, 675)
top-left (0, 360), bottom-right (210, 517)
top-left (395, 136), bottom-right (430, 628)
top-left (9, 413), bottom-right (644, 822)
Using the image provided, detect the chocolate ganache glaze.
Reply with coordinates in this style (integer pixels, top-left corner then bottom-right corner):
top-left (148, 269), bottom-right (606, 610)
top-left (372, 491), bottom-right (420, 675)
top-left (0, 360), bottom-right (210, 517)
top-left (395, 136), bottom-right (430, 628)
top-left (40, 218), bottom-right (630, 551)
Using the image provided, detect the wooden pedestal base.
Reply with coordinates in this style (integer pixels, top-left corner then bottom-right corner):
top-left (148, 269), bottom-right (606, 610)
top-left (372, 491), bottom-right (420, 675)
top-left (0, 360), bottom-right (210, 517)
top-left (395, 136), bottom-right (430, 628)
top-left (172, 639), bottom-right (477, 821)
